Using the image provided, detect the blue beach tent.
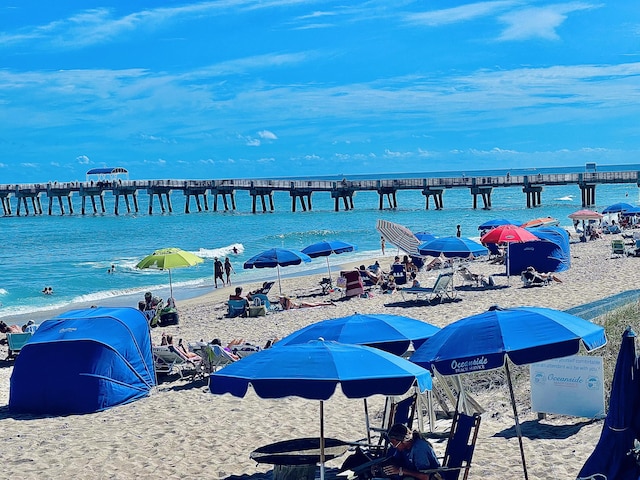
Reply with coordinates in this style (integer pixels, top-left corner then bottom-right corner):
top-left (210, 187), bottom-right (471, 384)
top-left (508, 226), bottom-right (571, 274)
top-left (9, 307), bottom-right (155, 415)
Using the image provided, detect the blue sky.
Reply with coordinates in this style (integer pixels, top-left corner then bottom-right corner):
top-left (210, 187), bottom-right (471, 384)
top-left (0, 1), bottom-right (639, 183)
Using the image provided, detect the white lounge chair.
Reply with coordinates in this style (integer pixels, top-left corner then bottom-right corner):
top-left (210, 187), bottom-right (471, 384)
top-left (401, 273), bottom-right (455, 303)
top-left (152, 345), bottom-right (199, 380)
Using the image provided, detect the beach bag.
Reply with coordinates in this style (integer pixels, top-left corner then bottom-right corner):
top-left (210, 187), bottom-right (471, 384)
top-left (336, 276), bottom-right (347, 289)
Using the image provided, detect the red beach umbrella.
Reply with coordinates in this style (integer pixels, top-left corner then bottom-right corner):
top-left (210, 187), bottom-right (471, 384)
top-left (480, 225), bottom-right (539, 244)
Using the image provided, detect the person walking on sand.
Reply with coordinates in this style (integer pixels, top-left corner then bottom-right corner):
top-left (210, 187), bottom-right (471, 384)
top-left (213, 257), bottom-right (224, 289)
top-left (380, 236), bottom-right (386, 255)
top-left (224, 257), bottom-right (235, 285)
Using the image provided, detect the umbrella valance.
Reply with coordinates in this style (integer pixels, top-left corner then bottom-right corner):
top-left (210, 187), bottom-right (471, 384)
top-left (211, 340), bottom-right (432, 399)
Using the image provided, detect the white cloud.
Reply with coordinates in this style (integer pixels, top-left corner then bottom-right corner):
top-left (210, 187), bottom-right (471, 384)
top-left (246, 138), bottom-right (261, 147)
top-left (384, 149), bottom-right (413, 158)
top-left (76, 155), bottom-right (90, 164)
top-left (498, 2), bottom-right (597, 41)
top-left (258, 130), bottom-right (278, 140)
top-left (405, 1), bottom-right (516, 27)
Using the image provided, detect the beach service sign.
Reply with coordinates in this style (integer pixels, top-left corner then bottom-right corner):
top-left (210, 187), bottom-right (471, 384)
top-left (530, 355), bottom-right (605, 418)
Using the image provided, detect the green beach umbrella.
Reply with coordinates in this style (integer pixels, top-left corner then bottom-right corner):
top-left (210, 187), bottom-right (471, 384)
top-left (136, 247), bottom-right (204, 298)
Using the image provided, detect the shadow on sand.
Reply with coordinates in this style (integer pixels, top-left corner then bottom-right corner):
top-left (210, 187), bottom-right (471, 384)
top-left (493, 418), bottom-right (599, 441)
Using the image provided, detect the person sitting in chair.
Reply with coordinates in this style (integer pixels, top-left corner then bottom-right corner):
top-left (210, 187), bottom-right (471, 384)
top-left (382, 423), bottom-right (440, 480)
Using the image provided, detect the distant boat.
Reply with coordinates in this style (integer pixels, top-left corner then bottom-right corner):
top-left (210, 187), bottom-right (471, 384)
top-left (556, 195), bottom-right (574, 201)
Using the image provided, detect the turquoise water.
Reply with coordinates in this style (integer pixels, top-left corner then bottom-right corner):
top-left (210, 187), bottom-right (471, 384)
top-left (2, 168), bottom-right (639, 321)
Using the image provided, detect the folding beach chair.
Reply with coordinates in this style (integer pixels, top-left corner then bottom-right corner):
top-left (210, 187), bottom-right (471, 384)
top-left (6, 332), bottom-right (33, 360)
top-left (226, 299), bottom-right (248, 318)
top-left (401, 273), bottom-right (455, 303)
top-left (420, 410), bottom-right (482, 480)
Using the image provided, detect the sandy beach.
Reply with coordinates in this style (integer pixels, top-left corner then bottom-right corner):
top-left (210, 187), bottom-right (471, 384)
top-left (0, 235), bottom-right (638, 479)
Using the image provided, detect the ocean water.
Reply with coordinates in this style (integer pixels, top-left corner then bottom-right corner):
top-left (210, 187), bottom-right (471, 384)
top-left (2, 166), bottom-right (639, 322)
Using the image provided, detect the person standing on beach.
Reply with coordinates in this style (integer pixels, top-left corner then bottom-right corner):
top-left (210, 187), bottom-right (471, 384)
top-left (224, 257), bottom-right (235, 285)
top-left (213, 257), bottom-right (224, 288)
top-left (380, 236), bottom-right (386, 255)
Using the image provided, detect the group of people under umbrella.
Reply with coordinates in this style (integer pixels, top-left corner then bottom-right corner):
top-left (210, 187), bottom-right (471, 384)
top-left (206, 306), bottom-right (632, 480)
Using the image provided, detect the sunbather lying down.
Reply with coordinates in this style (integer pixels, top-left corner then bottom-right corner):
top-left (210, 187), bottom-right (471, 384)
top-left (523, 266), bottom-right (563, 283)
top-left (278, 296), bottom-right (335, 310)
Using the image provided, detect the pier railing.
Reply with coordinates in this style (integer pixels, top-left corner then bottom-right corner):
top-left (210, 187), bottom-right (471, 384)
top-left (0, 170), bottom-right (638, 216)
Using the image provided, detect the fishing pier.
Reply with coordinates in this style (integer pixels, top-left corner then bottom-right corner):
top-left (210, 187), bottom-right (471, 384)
top-left (0, 169), bottom-right (638, 216)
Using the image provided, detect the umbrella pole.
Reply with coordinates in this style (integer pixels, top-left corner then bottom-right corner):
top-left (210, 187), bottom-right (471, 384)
top-left (320, 401), bottom-right (325, 480)
top-left (505, 361), bottom-right (529, 480)
top-left (277, 265), bottom-right (283, 295)
top-left (326, 257), bottom-right (332, 285)
top-left (168, 269), bottom-right (173, 298)
top-left (363, 399), bottom-right (372, 444)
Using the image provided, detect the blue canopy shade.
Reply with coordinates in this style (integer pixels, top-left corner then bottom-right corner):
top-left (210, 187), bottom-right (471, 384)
top-left (9, 307), bottom-right (155, 415)
top-left (602, 202), bottom-right (635, 214)
top-left (578, 327), bottom-right (640, 480)
top-left (411, 305), bottom-right (606, 375)
top-left (478, 219), bottom-right (523, 230)
top-left (210, 340), bottom-right (432, 400)
top-left (509, 226), bottom-right (571, 274)
top-left (301, 240), bottom-right (356, 258)
top-left (274, 313), bottom-right (440, 356)
top-left (244, 248), bottom-right (311, 268)
top-left (418, 236), bottom-right (488, 258)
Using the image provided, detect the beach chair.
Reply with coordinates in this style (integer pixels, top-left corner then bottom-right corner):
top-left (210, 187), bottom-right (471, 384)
top-left (226, 299), bottom-right (248, 318)
top-left (457, 267), bottom-right (482, 287)
top-left (520, 270), bottom-right (549, 287)
top-left (420, 411), bottom-right (482, 480)
top-left (611, 239), bottom-right (626, 257)
top-left (319, 277), bottom-right (333, 294)
top-left (368, 393), bottom-right (418, 449)
top-left (152, 345), bottom-right (199, 380)
top-left (391, 263), bottom-right (407, 285)
top-left (250, 281), bottom-right (275, 297)
top-left (341, 270), bottom-right (364, 298)
top-left (401, 273), bottom-right (455, 303)
top-left (6, 332), bottom-right (33, 360)
top-left (250, 293), bottom-right (278, 313)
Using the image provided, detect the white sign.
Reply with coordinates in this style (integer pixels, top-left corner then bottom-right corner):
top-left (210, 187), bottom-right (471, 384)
top-left (530, 355), bottom-right (605, 418)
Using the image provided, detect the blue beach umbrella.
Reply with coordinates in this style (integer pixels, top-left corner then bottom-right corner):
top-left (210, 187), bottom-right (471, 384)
top-left (602, 202), bottom-right (635, 214)
top-left (412, 305), bottom-right (607, 480)
top-left (418, 236), bottom-right (488, 259)
top-left (275, 313), bottom-right (441, 356)
top-left (477, 219), bottom-right (523, 231)
top-left (621, 206), bottom-right (640, 216)
top-left (413, 231), bottom-right (437, 243)
top-left (578, 327), bottom-right (640, 480)
top-left (244, 248), bottom-right (312, 294)
top-left (301, 240), bottom-right (357, 283)
top-left (210, 340), bottom-right (432, 480)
